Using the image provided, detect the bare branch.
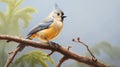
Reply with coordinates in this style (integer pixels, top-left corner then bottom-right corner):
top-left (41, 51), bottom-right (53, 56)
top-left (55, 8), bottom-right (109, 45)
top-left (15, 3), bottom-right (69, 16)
top-left (47, 50), bottom-right (55, 56)
top-left (56, 56), bottom-right (68, 67)
top-left (5, 44), bottom-right (25, 67)
top-left (4, 47), bottom-right (21, 67)
top-left (73, 37), bottom-right (97, 62)
top-left (0, 35), bottom-right (109, 67)
top-left (67, 46), bottom-right (72, 50)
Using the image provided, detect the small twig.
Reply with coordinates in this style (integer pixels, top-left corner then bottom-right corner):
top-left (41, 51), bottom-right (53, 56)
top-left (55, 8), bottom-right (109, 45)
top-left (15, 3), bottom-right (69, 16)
top-left (78, 40), bottom-right (97, 61)
top-left (56, 56), bottom-right (69, 67)
top-left (47, 50), bottom-right (55, 56)
top-left (73, 37), bottom-right (97, 62)
top-left (8, 51), bottom-right (13, 55)
top-left (4, 47), bottom-right (21, 67)
top-left (67, 46), bottom-right (72, 50)
top-left (56, 46), bottom-right (71, 67)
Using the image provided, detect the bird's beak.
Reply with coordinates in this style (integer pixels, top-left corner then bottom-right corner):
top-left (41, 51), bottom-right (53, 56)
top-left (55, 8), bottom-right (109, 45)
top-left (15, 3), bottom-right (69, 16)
top-left (62, 16), bottom-right (67, 18)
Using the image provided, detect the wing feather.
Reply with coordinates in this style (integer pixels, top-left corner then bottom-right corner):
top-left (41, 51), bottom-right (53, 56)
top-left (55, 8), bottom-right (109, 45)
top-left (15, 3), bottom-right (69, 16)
top-left (27, 19), bottom-right (53, 37)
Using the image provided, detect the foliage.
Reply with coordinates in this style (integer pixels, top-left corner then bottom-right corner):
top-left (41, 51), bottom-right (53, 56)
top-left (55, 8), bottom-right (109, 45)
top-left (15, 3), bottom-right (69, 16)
top-left (88, 41), bottom-right (120, 58)
top-left (0, 0), bottom-right (36, 35)
top-left (0, 0), bottom-right (55, 67)
top-left (11, 50), bottom-right (54, 67)
top-left (0, 0), bottom-right (36, 67)
top-left (0, 42), bottom-right (8, 66)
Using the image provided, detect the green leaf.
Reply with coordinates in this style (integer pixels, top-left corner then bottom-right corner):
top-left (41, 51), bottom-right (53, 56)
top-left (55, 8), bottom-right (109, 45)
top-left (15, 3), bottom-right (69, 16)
top-left (15, 0), bottom-right (23, 7)
top-left (13, 50), bottom-right (54, 67)
top-left (16, 7), bottom-right (36, 14)
top-left (20, 61), bottom-right (25, 67)
top-left (47, 56), bottom-right (54, 64)
top-left (0, 43), bottom-right (8, 67)
top-left (19, 13), bottom-right (32, 28)
top-left (1, 0), bottom-right (9, 3)
top-left (0, 11), bottom-right (5, 23)
top-left (29, 60), bottom-right (35, 67)
top-left (14, 7), bottom-right (36, 28)
top-left (0, 0), bottom-right (36, 66)
top-left (88, 41), bottom-right (112, 56)
top-left (38, 58), bottom-right (48, 67)
top-left (0, 11), bottom-right (5, 29)
top-left (85, 41), bottom-right (120, 67)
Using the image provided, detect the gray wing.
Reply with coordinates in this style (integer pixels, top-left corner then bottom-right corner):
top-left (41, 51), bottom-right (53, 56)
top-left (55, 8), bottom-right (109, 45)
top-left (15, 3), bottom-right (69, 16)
top-left (27, 19), bottom-right (53, 37)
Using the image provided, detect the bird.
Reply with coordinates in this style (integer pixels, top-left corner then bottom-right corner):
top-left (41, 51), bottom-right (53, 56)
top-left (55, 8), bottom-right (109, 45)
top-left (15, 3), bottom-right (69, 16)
top-left (17, 4), bottom-right (66, 51)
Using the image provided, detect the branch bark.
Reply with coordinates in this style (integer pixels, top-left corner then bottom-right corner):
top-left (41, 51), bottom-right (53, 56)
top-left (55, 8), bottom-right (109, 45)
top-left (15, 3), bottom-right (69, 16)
top-left (0, 35), bottom-right (109, 67)
top-left (56, 56), bottom-right (68, 67)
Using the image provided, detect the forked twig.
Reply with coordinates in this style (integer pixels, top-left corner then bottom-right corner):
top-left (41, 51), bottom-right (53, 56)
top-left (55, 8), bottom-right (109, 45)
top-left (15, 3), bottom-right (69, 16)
top-left (4, 47), bottom-right (21, 67)
top-left (56, 56), bottom-right (69, 67)
top-left (73, 37), bottom-right (97, 61)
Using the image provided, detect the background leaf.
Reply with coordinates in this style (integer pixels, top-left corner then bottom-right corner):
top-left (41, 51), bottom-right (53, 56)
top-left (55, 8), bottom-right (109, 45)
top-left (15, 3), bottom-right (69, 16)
top-left (0, 0), bottom-right (36, 67)
top-left (13, 50), bottom-right (54, 67)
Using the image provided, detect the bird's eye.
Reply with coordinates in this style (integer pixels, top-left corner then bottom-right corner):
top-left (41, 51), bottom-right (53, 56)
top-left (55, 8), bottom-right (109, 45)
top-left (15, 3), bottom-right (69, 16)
top-left (57, 13), bottom-right (60, 16)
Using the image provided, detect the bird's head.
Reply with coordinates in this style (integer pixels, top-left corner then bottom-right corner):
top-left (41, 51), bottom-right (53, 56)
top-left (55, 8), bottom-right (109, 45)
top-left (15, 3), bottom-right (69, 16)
top-left (49, 4), bottom-right (66, 22)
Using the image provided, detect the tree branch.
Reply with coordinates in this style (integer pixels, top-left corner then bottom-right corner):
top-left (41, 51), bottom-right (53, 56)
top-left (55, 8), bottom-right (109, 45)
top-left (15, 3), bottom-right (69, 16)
top-left (56, 56), bottom-right (69, 67)
top-left (73, 37), bottom-right (97, 62)
top-left (4, 46), bottom-right (21, 67)
top-left (47, 50), bottom-right (55, 56)
top-left (56, 46), bottom-right (72, 67)
top-left (0, 35), bottom-right (109, 67)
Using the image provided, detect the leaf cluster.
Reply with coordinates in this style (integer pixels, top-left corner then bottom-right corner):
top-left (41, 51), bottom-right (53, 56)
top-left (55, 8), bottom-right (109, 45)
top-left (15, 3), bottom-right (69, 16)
top-left (0, 0), bottom-right (36, 35)
top-left (0, 0), bottom-right (36, 67)
top-left (88, 41), bottom-right (120, 58)
top-left (12, 50), bottom-right (54, 67)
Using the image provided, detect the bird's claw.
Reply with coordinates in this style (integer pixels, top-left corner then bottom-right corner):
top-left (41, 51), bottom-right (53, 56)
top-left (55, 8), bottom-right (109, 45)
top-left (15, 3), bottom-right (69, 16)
top-left (47, 41), bottom-right (60, 48)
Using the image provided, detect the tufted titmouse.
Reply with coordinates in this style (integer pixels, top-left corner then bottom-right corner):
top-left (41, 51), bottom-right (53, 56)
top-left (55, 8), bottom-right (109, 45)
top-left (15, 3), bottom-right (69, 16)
top-left (18, 4), bottom-right (66, 51)
top-left (27, 4), bottom-right (66, 42)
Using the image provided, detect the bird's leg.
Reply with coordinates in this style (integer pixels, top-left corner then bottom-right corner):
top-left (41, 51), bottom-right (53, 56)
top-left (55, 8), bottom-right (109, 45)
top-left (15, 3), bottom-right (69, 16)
top-left (44, 37), bottom-right (60, 48)
top-left (47, 41), bottom-right (53, 46)
top-left (48, 41), bottom-right (60, 48)
top-left (43, 36), bottom-right (52, 46)
top-left (50, 41), bottom-right (60, 48)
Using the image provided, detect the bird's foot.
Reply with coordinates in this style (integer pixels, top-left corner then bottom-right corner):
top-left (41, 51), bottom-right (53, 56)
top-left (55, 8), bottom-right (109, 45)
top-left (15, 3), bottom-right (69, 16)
top-left (47, 41), bottom-right (60, 48)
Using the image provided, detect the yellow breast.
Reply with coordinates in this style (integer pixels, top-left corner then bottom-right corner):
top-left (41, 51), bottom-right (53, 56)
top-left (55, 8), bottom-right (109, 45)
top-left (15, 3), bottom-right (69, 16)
top-left (36, 21), bottom-right (63, 42)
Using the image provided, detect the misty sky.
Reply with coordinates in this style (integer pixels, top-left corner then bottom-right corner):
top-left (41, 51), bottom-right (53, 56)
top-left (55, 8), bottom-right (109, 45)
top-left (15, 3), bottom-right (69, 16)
top-left (18, 0), bottom-right (120, 46)
top-left (0, 0), bottom-right (120, 67)
top-left (21, 0), bottom-right (120, 66)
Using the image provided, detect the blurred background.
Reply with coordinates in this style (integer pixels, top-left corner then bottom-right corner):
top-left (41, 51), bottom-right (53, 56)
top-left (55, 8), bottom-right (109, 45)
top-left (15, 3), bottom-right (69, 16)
top-left (0, 0), bottom-right (120, 67)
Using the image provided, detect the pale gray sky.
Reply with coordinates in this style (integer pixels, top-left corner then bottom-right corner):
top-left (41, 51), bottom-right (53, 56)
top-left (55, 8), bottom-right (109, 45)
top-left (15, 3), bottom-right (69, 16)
top-left (0, 0), bottom-right (120, 67)
top-left (21, 0), bottom-right (120, 66)
top-left (20, 0), bottom-right (120, 64)
top-left (20, 0), bottom-right (120, 45)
